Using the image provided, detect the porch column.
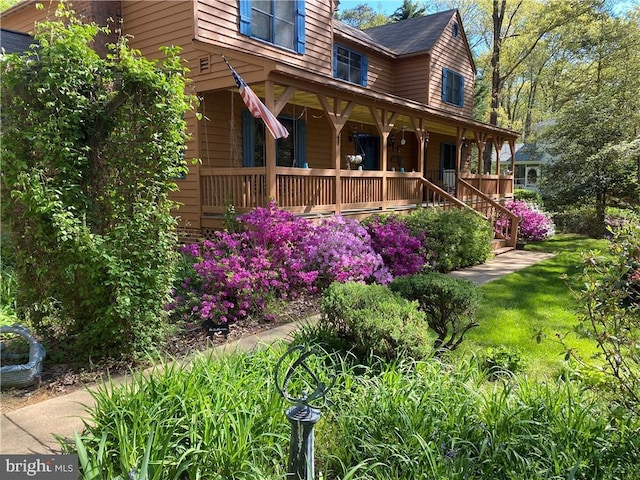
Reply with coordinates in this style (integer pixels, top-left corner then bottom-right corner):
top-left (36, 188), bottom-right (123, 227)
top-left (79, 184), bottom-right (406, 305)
top-left (474, 131), bottom-right (488, 174)
top-left (456, 127), bottom-right (467, 175)
top-left (317, 94), bottom-right (355, 214)
top-left (264, 81), bottom-right (277, 201)
top-left (370, 107), bottom-right (398, 210)
top-left (494, 137), bottom-right (504, 176)
top-left (508, 139), bottom-right (516, 177)
top-left (264, 82), bottom-right (296, 203)
top-left (410, 116), bottom-right (427, 174)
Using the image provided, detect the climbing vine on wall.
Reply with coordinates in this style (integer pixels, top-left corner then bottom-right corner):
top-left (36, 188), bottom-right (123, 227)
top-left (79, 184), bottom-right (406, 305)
top-left (0, 4), bottom-right (195, 359)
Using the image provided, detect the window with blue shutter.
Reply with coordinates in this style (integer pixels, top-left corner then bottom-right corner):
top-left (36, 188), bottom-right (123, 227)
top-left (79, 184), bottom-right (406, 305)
top-left (238, 0), bottom-right (305, 54)
top-left (442, 67), bottom-right (464, 107)
top-left (333, 44), bottom-right (368, 86)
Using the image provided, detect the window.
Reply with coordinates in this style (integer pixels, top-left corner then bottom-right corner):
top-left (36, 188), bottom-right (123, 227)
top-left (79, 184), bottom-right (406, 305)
top-left (333, 45), bottom-right (368, 86)
top-left (242, 112), bottom-right (306, 167)
top-left (442, 67), bottom-right (464, 107)
top-left (452, 22), bottom-right (459, 38)
top-left (239, 0), bottom-right (306, 53)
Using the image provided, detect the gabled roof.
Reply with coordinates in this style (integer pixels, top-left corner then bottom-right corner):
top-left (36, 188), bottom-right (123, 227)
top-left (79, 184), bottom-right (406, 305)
top-left (0, 28), bottom-right (35, 54)
top-left (362, 9), bottom-right (457, 56)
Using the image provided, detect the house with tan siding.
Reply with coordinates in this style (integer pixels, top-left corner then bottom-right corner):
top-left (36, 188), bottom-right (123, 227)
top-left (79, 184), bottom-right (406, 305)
top-left (1, 0), bottom-right (520, 244)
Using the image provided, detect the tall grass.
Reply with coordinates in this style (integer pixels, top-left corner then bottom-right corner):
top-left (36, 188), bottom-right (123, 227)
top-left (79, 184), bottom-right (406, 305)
top-left (69, 347), bottom-right (291, 479)
top-left (68, 345), bottom-right (640, 480)
top-left (320, 358), bottom-right (640, 480)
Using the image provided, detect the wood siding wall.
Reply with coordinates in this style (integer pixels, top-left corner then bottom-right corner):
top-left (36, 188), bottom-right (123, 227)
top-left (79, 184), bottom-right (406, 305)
top-left (394, 55), bottom-right (430, 104)
top-left (196, 0), bottom-right (334, 77)
top-left (120, 1), bottom-right (201, 230)
top-left (428, 16), bottom-right (475, 117)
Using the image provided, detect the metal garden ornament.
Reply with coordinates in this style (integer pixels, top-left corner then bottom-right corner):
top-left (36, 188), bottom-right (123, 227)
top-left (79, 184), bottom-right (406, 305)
top-left (275, 345), bottom-right (335, 480)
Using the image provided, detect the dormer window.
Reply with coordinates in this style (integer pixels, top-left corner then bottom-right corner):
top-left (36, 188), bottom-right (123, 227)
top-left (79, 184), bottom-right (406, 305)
top-left (442, 67), bottom-right (464, 107)
top-left (333, 45), bottom-right (368, 86)
top-left (239, 0), bottom-right (306, 54)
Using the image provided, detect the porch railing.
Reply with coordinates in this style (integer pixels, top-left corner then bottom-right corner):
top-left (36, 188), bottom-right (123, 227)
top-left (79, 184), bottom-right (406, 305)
top-left (200, 168), bottom-right (517, 244)
top-left (457, 178), bottom-right (519, 246)
top-left (200, 167), bottom-right (423, 215)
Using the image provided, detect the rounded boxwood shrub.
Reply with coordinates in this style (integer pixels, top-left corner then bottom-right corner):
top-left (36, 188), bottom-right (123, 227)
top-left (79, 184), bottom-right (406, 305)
top-left (389, 273), bottom-right (481, 353)
top-left (405, 208), bottom-right (493, 272)
top-left (319, 282), bottom-right (434, 360)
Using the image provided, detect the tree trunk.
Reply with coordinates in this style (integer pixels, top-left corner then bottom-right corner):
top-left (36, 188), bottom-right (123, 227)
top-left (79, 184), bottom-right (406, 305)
top-left (485, 0), bottom-right (506, 174)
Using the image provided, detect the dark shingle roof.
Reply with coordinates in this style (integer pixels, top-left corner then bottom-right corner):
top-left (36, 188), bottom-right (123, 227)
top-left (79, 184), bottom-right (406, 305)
top-left (0, 28), bottom-right (36, 54)
top-left (362, 10), bottom-right (456, 55)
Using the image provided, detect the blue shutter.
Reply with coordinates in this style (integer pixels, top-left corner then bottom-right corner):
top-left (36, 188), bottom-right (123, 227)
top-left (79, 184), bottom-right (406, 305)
top-left (296, 119), bottom-right (307, 166)
top-left (459, 75), bottom-right (465, 107)
top-left (361, 54), bottom-right (368, 87)
top-left (242, 110), bottom-right (254, 167)
top-left (295, 0), bottom-right (306, 54)
top-left (239, 0), bottom-right (251, 36)
top-left (442, 68), bottom-right (448, 101)
top-left (333, 44), bottom-right (338, 78)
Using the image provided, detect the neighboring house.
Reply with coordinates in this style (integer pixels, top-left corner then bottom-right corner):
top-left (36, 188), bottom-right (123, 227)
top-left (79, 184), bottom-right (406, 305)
top-left (498, 143), bottom-right (548, 192)
top-left (1, 0), bottom-right (520, 243)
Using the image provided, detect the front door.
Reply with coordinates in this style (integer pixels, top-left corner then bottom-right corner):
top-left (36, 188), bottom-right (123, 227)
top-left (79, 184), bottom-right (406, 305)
top-left (354, 134), bottom-right (380, 171)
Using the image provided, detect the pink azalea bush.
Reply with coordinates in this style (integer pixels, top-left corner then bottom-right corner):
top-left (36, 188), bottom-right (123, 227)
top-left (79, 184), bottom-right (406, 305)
top-left (502, 200), bottom-right (553, 242)
top-left (364, 215), bottom-right (425, 277)
top-left (171, 203), bottom-right (390, 325)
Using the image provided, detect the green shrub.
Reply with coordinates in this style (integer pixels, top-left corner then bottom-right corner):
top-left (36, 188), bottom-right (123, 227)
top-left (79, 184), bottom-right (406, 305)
top-left (553, 207), bottom-right (603, 237)
top-left (405, 208), bottom-right (493, 272)
top-left (0, 7), bottom-right (194, 359)
top-left (513, 188), bottom-right (543, 205)
top-left (319, 282), bottom-right (434, 360)
top-left (480, 345), bottom-right (526, 380)
top-left (389, 273), bottom-right (480, 353)
top-left (606, 207), bottom-right (640, 229)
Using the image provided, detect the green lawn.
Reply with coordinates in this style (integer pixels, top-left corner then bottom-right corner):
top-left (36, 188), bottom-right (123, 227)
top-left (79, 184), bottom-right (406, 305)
top-left (457, 234), bottom-right (609, 378)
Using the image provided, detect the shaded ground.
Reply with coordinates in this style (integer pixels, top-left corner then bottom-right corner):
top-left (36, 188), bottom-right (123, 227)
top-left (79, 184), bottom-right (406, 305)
top-left (0, 297), bottom-right (320, 413)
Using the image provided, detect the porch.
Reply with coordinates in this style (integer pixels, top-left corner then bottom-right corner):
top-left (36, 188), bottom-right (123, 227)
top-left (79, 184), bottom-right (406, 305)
top-left (199, 166), bottom-right (518, 246)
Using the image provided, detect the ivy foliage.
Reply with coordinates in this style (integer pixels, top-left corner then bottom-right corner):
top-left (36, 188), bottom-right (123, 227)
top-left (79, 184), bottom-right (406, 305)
top-left (0, 4), bottom-right (194, 360)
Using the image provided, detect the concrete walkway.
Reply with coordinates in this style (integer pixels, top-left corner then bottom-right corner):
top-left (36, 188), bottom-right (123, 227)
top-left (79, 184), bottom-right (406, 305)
top-left (0, 249), bottom-right (554, 455)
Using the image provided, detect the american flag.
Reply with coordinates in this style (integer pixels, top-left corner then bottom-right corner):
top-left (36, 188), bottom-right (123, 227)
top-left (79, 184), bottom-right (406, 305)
top-left (223, 56), bottom-right (289, 140)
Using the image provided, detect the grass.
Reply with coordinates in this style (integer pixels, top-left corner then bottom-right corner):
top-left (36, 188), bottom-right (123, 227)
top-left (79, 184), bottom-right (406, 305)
top-left (457, 234), bottom-right (609, 378)
top-left (69, 346), bottom-right (640, 480)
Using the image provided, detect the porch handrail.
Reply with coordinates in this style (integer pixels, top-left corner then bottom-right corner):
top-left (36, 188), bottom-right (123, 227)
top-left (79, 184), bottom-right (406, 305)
top-left (457, 177), bottom-right (519, 246)
top-left (418, 177), bottom-right (475, 212)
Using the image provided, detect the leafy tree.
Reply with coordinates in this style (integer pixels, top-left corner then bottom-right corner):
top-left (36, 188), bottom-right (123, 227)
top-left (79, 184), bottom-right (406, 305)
top-left (390, 0), bottom-right (427, 22)
top-left (0, 5), bottom-right (194, 360)
top-left (567, 224), bottom-right (640, 413)
top-left (335, 3), bottom-right (388, 29)
top-left (0, 0), bottom-right (20, 12)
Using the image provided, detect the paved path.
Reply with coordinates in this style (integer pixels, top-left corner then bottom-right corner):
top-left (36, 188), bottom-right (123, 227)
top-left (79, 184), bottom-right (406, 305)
top-left (0, 249), bottom-right (554, 455)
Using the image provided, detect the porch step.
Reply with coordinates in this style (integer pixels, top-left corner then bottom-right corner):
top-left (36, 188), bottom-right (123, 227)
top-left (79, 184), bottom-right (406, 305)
top-left (491, 238), bottom-right (514, 255)
top-left (493, 246), bottom-right (515, 255)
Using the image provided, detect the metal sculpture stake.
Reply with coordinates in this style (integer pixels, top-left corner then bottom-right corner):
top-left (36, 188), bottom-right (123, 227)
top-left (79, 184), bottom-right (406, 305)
top-left (275, 345), bottom-right (335, 480)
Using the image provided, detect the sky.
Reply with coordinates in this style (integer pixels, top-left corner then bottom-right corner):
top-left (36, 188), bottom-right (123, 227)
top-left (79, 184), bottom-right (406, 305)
top-left (336, 0), bottom-right (638, 17)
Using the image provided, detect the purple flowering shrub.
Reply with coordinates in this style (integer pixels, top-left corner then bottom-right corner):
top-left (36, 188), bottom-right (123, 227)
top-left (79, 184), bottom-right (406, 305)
top-left (364, 215), bottom-right (425, 277)
top-left (171, 204), bottom-right (392, 326)
top-left (302, 216), bottom-right (391, 286)
top-left (501, 200), bottom-right (553, 242)
top-left (171, 203), bottom-right (318, 325)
